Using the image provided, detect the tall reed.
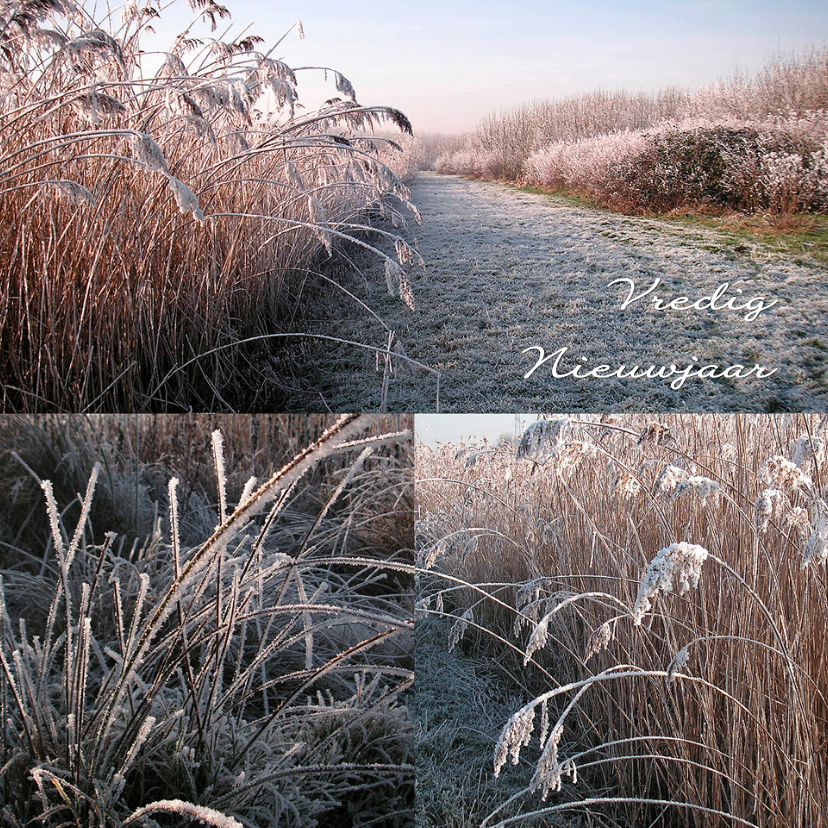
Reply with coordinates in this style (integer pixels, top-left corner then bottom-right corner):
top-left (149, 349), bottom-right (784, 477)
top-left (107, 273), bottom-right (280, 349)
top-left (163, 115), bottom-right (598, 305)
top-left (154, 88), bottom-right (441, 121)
top-left (0, 0), bottom-right (419, 411)
top-left (417, 414), bottom-right (828, 828)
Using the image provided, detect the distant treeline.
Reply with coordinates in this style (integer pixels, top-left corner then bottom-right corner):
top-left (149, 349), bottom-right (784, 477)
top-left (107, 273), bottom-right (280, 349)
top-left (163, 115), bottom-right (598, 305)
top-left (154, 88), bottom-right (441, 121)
top-left (432, 50), bottom-right (828, 218)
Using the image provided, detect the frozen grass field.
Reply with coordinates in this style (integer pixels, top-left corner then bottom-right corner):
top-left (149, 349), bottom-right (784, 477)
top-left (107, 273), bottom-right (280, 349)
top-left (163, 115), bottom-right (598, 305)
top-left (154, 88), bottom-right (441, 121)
top-left (299, 173), bottom-right (828, 412)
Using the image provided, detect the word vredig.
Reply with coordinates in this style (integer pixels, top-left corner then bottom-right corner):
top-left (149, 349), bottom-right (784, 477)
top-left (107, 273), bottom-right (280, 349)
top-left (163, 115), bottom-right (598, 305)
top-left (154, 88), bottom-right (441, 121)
top-left (609, 277), bottom-right (778, 321)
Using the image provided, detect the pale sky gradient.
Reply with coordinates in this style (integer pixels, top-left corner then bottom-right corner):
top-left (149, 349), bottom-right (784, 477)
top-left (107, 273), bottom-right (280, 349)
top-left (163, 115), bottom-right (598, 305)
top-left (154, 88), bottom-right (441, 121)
top-left (148, 0), bottom-right (828, 134)
top-left (417, 414), bottom-right (540, 446)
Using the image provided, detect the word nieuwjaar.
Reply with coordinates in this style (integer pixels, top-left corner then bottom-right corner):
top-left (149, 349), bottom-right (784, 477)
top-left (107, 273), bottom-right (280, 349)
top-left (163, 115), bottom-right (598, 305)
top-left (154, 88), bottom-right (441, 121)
top-left (522, 346), bottom-right (777, 389)
top-left (523, 277), bottom-right (779, 387)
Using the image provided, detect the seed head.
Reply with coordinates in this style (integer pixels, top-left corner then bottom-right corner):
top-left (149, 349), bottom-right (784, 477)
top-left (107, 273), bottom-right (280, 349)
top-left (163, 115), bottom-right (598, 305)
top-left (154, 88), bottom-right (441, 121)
top-left (523, 615), bottom-right (550, 665)
top-left (167, 176), bottom-right (205, 222)
top-left (783, 506), bottom-right (810, 536)
top-left (760, 455), bottom-right (812, 491)
top-left (384, 259), bottom-right (397, 296)
top-left (447, 606), bottom-right (473, 652)
top-left (131, 133), bottom-right (169, 174)
top-left (793, 435), bottom-right (826, 469)
top-left (43, 179), bottom-right (96, 206)
top-left (398, 269), bottom-right (416, 311)
top-left (584, 618), bottom-right (616, 661)
top-left (632, 542), bottom-right (709, 625)
top-left (533, 723), bottom-right (565, 799)
top-left (614, 470), bottom-right (642, 500)
top-left (494, 706), bottom-right (536, 778)
top-left (667, 644), bottom-right (691, 684)
top-left (755, 488), bottom-right (788, 533)
top-left (674, 475), bottom-right (720, 506)
top-left (654, 463), bottom-right (690, 498)
top-left (801, 500), bottom-right (828, 569)
top-left (516, 418), bottom-right (570, 465)
top-left (638, 422), bottom-right (674, 446)
top-left (554, 441), bottom-right (600, 480)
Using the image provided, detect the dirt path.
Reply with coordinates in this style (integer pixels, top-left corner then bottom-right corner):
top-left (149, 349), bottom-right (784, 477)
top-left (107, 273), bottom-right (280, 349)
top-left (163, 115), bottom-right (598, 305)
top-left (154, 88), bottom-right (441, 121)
top-left (306, 172), bottom-right (828, 412)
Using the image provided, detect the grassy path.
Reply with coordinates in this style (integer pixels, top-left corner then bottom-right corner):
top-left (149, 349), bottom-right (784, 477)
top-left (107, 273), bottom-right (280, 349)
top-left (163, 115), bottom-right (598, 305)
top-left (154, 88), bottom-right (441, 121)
top-left (302, 172), bottom-right (828, 411)
top-left (415, 615), bottom-right (555, 828)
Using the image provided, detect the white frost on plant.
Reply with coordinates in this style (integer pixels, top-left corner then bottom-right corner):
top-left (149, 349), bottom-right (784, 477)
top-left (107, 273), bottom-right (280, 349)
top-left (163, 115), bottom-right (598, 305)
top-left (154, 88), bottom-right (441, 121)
top-left (654, 463), bottom-right (690, 498)
top-left (166, 175), bottom-right (205, 223)
top-left (801, 500), bottom-right (828, 569)
top-left (523, 615), bottom-right (550, 665)
top-left (793, 435), bottom-right (826, 469)
top-left (447, 606), bottom-right (473, 652)
top-left (783, 506), bottom-right (810, 536)
top-left (674, 475), bottom-right (720, 506)
top-left (755, 488), bottom-right (788, 533)
top-left (494, 705), bottom-right (536, 778)
top-left (632, 542), bottom-right (710, 625)
top-left (584, 618), bottom-right (616, 661)
top-left (667, 644), bottom-right (691, 684)
top-left (532, 722), bottom-right (567, 800)
top-left (124, 800), bottom-right (243, 827)
top-left (613, 470), bottom-right (642, 500)
top-left (516, 418), bottom-right (570, 465)
top-left (760, 455), bottom-right (812, 491)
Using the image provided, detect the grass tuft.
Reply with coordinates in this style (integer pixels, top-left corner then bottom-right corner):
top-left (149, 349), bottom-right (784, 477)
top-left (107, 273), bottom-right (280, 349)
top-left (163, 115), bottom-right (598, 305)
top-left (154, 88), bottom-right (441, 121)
top-left (0, 413), bottom-right (414, 826)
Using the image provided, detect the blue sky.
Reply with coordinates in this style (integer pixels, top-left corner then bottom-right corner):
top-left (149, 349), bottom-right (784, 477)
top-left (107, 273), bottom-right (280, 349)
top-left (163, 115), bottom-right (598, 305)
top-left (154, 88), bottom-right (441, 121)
top-left (147, 1), bottom-right (828, 133)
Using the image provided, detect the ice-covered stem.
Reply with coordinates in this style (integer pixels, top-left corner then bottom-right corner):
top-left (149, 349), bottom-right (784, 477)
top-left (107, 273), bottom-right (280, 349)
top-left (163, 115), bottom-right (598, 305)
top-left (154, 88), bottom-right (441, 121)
top-left (124, 800), bottom-right (243, 827)
top-left (523, 592), bottom-right (630, 665)
top-left (212, 430), bottom-right (228, 525)
top-left (91, 413), bottom-right (396, 772)
top-left (66, 462), bottom-right (100, 568)
top-left (482, 796), bottom-right (766, 828)
top-left (168, 477), bottom-right (181, 577)
top-left (167, 475), bottom-right (207, 753)
top-left (40, 479), bottom-right (65, 561)
top-left (37, 463), bottom-right (101, 735)
top-left (665, 634), bottom-right (799, 685)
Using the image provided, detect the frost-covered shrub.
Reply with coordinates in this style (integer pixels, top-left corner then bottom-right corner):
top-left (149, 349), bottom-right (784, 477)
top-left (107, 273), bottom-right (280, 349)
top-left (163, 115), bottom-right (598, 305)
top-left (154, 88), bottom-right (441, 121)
top-left (602, 124), bottom-right (827, 213)
top-left (523, 130), bottom-right (649, 192)
top-left (439, 50), bottom-right (828, 218)
top-left (435, 148), bottom-right (489, 177)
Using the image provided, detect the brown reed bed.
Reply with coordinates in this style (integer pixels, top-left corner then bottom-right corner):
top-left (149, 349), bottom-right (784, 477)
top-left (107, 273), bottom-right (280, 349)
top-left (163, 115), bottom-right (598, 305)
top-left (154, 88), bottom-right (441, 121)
top-left (417, 414), bottom-right (828, 828)
top-left (0, 0), bottom-right (422, 411)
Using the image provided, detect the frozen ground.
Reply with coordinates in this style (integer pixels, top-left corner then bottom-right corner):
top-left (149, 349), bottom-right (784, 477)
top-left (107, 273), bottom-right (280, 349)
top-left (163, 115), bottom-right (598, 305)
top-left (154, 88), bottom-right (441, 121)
top-left (303, 172), bottom-right (828, 412)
